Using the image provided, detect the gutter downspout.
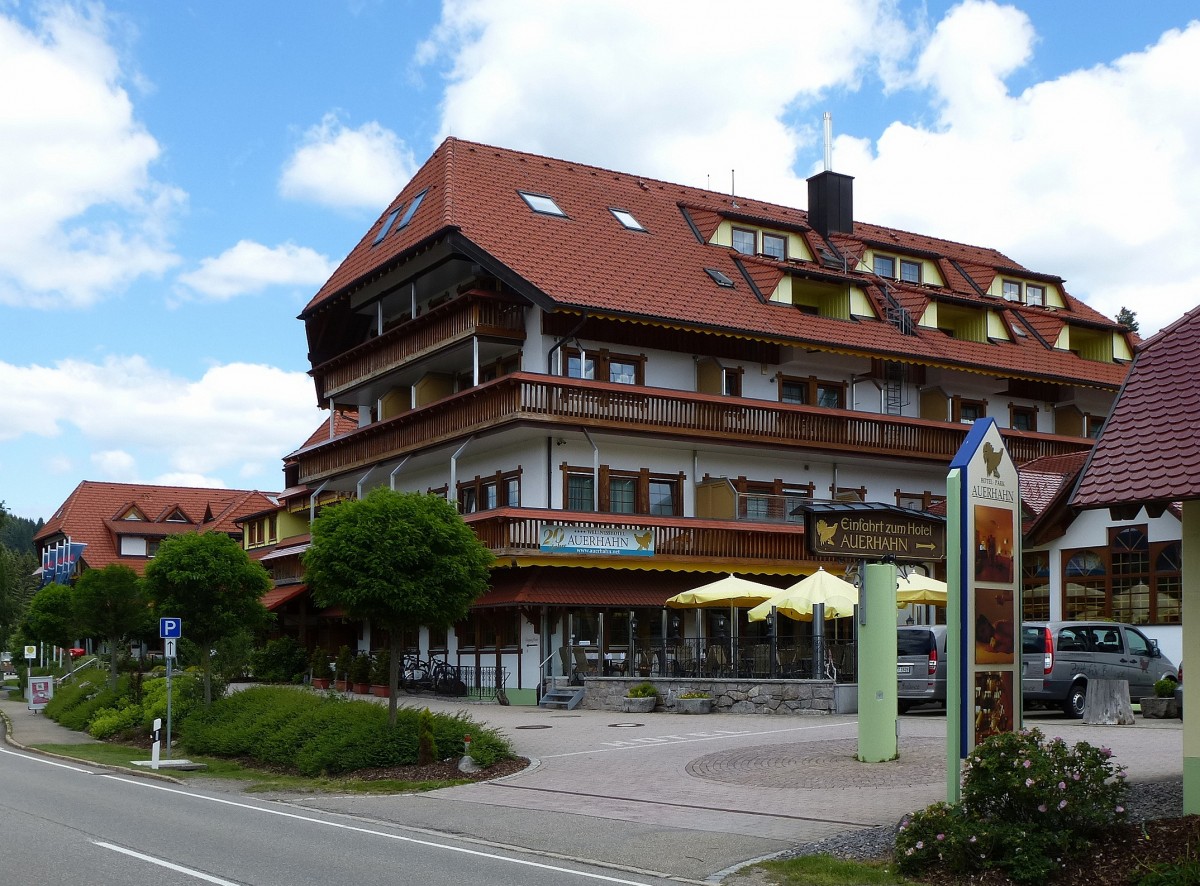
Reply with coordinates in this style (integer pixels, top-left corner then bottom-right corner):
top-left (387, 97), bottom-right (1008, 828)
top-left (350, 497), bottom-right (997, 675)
top-left (546, 314), bottom-right (589, 374)
top-left (309, 480), bottom-right (329, 524)
top-left (389, 457), bottom-right (410, 491)
top-left (449, 437), bottom-right (475, 507)
top-left (582, 428), bottom-right (600, 511)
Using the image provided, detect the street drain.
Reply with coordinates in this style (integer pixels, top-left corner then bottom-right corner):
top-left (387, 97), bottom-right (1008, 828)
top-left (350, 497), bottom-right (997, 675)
top-left (514, 724), bottom-right (552, 729)
top-left (608, 722), bottom-right (644, 728)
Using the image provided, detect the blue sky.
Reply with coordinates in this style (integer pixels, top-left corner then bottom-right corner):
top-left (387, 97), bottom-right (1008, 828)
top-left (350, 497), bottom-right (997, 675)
top-left (3, 0), bottom-right (1198, 522)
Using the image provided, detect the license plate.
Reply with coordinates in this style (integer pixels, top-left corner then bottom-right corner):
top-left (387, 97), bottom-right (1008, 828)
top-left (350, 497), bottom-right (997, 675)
top-left (897, 664), bottom-right (913, 675)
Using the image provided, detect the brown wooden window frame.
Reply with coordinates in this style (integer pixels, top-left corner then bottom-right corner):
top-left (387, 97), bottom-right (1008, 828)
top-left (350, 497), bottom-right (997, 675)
top-left (1060, 526), bottom-right (1181, 625)
top-left (1009, 403), bottom-right (1037, 431)
top-left (561, 463), bottom-right (685, 516)
top-left (952, 395), bottom-right (987, 423)
top-left (732, 226), bottom-right (756, 256)
top-left (457, 468), bottom-right (522, 514)
top-left (761, 232), bottom-right (786, 260)
top-left (563, 347), bottom-right (645, 386)
top-left (778, 374), bottom-right (847, 409)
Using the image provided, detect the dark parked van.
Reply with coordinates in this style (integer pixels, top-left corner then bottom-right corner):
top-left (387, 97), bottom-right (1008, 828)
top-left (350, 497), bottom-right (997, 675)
top-left (897, 625), bottom-right (948, 712)
top-left (1021, 621), bottom-right (1178, 718)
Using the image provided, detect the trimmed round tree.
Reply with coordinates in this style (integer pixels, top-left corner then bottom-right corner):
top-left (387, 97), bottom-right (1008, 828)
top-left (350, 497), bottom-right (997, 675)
top-left (304, 489), bottom-right (493, 725)
top-left (143, 531), bottom-right (273, 705)
top-left (73, 563), bottom-right (151, 689)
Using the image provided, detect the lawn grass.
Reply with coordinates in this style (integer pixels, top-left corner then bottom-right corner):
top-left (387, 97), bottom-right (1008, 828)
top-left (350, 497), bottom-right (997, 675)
top-left (32, 741), bottom-right (472, 794)
top-left (737, 855), bottom-right (915, 886)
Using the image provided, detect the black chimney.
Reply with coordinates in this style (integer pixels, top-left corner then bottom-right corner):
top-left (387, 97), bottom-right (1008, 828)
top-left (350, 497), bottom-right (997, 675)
top-left (807, 169), bottom-right (854, 239)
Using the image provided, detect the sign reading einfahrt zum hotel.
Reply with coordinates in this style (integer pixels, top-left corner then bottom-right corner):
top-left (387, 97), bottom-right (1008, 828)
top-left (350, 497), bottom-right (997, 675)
top-left (805, 506), bottom-right (945, 560)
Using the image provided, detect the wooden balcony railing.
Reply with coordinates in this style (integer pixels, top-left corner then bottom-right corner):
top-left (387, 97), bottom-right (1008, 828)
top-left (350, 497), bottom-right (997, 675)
top-left (312, 292), bottom-right (526, 400)
top-left (464, 508), bottom-right (812, 566)
top-left (294, 372), bottom-right (1095, 483)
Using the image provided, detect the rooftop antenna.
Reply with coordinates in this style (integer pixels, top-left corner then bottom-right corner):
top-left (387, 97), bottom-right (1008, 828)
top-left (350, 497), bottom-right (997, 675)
top-left (823, 111), bottom-right (833, 172)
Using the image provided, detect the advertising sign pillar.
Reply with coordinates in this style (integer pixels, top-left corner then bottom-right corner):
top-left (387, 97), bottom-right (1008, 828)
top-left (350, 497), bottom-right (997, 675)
top-left (858, 561), bottom-right (899, 762)
top-left (946, 419), bottom-right (1022, 803)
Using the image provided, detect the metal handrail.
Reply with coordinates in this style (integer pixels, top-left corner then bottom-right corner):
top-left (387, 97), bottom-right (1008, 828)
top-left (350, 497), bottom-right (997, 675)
top-left (56, 655), bottom-right (102, 686)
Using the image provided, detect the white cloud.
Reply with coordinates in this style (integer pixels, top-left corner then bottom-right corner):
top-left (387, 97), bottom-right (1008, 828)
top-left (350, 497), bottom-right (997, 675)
top-left (0, 355), bottom-right (321, 487)
top-left (279, 113), bottom-right (417, 211)
top-left (91, 449), bottom-right (137, 479)
top-left (420, 0), bottom-right (910, 205)
top-left (0, 4), bottom-right (183, 309)
top-left (175, 240), bottom-right (337, 302)
top-left (838, 3), bottom-right (1200, 337)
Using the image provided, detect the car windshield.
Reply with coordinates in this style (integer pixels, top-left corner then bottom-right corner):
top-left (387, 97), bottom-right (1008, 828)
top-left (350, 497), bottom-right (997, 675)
top-left (897, 631), bottom-right (935, 656)
top-left (1021, 626), bottom-right (1044, 653)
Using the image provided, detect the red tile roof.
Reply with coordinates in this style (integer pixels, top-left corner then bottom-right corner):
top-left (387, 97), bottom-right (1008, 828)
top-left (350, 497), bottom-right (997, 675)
top-left (303, 138), bottom-right (1130, 390)
top-left (1073, 304), bottom-right (1200, 507)
top-left (35, 481), bottom-right (279, 575)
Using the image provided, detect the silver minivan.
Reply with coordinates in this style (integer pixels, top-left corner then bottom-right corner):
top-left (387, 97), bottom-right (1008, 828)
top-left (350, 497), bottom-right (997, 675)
top-left (1021, 621), bottom-right (1178, 718)
top-left (897, 625), bottom-right (948, 712)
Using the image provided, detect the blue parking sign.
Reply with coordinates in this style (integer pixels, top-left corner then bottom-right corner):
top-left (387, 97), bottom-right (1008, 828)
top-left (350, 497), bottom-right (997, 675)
top-left (160, 617), bottom-right (182, 639)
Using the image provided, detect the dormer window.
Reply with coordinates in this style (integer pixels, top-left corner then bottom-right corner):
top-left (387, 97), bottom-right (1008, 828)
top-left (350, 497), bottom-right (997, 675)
top-left (873, 255), bottom-right (895, 278)
top-left (610, 208), bottom-right (645, 231)
top-left (1025, 284), bottom-right (1044, 307)
top-left (732, 227), bottom-right (756, 255)
top-left (519, 191), bottom-right (566, 217)
top-left (900, 260), bottom-right (921, 283)
top-left (762, 233), bottom-right (786, 260)
top-left (1002, 280), bottom-right (1022, 301)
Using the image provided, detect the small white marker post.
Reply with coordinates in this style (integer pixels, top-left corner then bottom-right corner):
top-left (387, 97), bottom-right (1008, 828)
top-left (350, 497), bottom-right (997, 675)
top-left (151, 717), bottom-right (162, 770)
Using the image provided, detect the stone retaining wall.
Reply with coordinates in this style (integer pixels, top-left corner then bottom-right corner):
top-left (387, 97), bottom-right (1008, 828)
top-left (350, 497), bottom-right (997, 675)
top-left (577, 677), bottom-right (838, 714)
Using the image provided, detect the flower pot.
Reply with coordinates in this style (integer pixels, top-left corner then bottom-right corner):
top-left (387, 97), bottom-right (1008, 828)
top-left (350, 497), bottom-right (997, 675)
top-left (675, 697), bottom-right (713, 714)
top-left (334, 680), bottom-right (349, 692)
top-left (311, 678), bottom-right (330, 691)
top-left (371, 684), bottom-right (390, 697)
top-left (352, 682), bottom-right (370, 695)
top-left (623, 696), bottom-right (657, 713)
top-left (1140, 696), bottom-right (1179, 718)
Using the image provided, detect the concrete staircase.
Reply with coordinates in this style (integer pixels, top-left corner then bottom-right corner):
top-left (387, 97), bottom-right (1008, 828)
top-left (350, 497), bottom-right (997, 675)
top-left (539, 685), bottom-right (584, 710)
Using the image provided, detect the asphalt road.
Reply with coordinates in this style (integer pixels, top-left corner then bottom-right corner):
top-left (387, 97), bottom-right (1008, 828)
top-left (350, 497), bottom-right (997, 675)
top-left (0, 742), bottom-right (680, 886)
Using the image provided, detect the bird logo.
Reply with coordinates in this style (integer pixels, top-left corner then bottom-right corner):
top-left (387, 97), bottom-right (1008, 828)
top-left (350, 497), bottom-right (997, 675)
top-left (633, 530), bottom-right (653, 550)
top-left (982, 442), bottom-right (1004, 478)
top-left (815, 519), bottom-right (839, 546)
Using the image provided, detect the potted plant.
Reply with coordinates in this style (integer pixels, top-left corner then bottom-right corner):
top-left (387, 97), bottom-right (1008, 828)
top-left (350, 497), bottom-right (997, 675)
top-left (350, 652), bottom-right (372, 694)
top-left (334, 645), bottom-right (354, 692)
top-left (623, 681), bottom-right (659, 713)
top-left (370, 648), bottom-right (391, 697)
top-left (309, 646), bottom-right (332, 690)
top-left (1140, 677), bottom-right (1179, 718)
top-left (674, 690), bottom-right (713, 714)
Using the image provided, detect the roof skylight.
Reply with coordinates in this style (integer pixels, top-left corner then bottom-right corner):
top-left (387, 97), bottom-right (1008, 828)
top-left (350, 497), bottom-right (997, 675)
top-left (705, 267), bottom-right (735, 288)
top-left (397, 189), bottom-right (426, 229)
top-left (610, 208), bottom-right (645, 231)
top-left (519, 191), bottom-right (566, 216)
top-left (373, 206), bottom-right (402, 245)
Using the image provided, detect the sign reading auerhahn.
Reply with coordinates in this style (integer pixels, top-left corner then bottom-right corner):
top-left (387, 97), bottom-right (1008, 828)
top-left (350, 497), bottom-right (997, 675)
top-left (807, 510), bottom-right (945, 560)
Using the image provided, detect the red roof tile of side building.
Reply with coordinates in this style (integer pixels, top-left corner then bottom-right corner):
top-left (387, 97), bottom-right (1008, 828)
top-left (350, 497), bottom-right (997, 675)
top-left (302, 138), bottom-right (1131, 392)
top-left (34, 481), bottom-right (279, 575)
top-left (1073, 303), bottom-right (1200, 509)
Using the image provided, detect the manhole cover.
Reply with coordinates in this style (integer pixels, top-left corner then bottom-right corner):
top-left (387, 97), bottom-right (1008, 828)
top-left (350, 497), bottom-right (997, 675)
top-left (608, 722), bottom-right (644, 728)
top-left (514, 724), bottom-right (552, 729)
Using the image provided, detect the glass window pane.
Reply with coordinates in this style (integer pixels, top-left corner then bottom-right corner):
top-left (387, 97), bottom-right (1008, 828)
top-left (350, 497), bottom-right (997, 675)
top-left (762, 233), bottom-right (786, 260)
top-left (1002, 280), bottom-right (1021, 301)
top-left (732, 228), bottom-right (756, 255)
top-left (398, 190), bottom-right (426, 228)
top-left (1025, 285), bottom-right (1044, 306)
top-left (648, 480), bottom-right (675, 515)
top-left (567, 475), bottom-right (594, 511)
top-left (899, 260), bottom-right (921, 283)
top-left (781, 381), bottom-right (806, 404)
top-left (609, 360), bottom-right (637, 384)
top-left (610, 208), bottom-right (645, 231)
top-left (482, 483), bottom-right (498, 510)
top-left (610, 478), bottom-right (636, 513)
top-left (505, 477), bottom-right (520, 506)
top-left (568, 355), bottom-right (595, 379)
top-left (873, 255), bottom-right (895, 278)
top-left (520, 191), bottom-right (565, 216)
top-left (816, 384), bottom-right (842, 408)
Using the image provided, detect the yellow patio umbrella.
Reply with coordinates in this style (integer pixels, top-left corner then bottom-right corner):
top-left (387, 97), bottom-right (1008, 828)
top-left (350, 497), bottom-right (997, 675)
top-left (896, 573), bottom-right (948, 607)
top-left (665, 574), bottom-right (780, 608)
top-left (747, 568), bottom-right (858, 622)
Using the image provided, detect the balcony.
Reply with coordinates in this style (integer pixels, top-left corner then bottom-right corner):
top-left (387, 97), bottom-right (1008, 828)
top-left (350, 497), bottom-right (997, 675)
top-left (311, 292), bottom-right (526, 401)
top-left (464, 508), bottom-right (813, 568)
top-left (293, 372), bottom-right (1095, 484)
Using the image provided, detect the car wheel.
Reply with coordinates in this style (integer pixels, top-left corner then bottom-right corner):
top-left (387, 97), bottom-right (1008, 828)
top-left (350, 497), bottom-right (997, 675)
top-left (1062, 682), bottom-right (1086, 718)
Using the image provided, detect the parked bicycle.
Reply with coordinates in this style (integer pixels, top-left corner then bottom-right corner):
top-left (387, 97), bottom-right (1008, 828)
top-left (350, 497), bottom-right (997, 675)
top-left (400, 655), bottom-right (468, 696)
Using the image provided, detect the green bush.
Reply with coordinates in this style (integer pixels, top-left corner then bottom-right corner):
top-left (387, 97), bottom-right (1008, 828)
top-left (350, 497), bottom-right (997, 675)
top-left (310, 646), bottom-right (332, 680)
top-left (1154, 677), bottom-right (1178, 699)
top-left (626, 681), bottom-right (658, 698)
top-left (334, 646), bottom-right (354, 682)
top-left (371, 649), bottom-right (390, 685)
top-left (350, 652), bottom-right (372, 685)
top-left (179, 686), bottom-right (513, 775)
top-left (250, 636), bottom-right (309, 684)
top-left (895, 728), bottom-right (1127, 884)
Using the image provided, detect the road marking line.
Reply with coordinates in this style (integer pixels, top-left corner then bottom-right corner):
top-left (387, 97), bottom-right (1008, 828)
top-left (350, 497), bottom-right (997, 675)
top-left (96, 774), bottom-right (656, 885)
top-left (0, 745), bottom-right (97, 773)
top-left (547, 720), bottom-right (853, 757)
top-left (93, 842), bottom-right (240, 885)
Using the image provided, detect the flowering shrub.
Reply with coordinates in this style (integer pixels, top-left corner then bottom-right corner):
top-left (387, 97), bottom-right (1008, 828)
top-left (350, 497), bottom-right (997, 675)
top-left (895, 727), bottom-right (1127, 883)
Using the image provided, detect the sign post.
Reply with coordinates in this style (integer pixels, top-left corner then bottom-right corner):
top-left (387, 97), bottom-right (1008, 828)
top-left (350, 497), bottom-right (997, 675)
top-left (946, 419), bottom-right (1022, 803)
top-left (160, 618), bottom-right (182, 760)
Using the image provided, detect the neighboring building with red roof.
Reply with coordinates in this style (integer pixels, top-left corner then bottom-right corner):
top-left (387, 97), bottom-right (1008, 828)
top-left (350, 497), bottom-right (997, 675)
top-left (35, 481), bottom-right (279, 578)
top-left (290, 137), bottom-right (1136, 699)
top-left (1070, 302), bottom-right (1200, 815)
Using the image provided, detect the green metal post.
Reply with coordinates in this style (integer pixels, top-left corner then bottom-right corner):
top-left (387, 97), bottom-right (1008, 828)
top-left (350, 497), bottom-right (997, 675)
top-left (857, 561), bottom-right (898, 762)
